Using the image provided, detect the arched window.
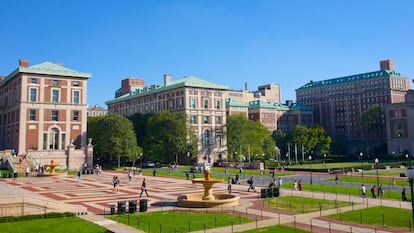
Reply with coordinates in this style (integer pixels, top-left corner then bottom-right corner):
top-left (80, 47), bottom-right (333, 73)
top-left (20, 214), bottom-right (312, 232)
top-left (49, 128), bottom-right (59, 150)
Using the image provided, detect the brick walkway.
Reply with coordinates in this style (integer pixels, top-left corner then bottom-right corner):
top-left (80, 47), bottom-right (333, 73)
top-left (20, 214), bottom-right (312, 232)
top-left (0, 170), bottom-right (411, 233)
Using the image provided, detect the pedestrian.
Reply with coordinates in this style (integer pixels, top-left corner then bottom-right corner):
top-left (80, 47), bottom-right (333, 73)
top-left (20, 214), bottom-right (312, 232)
top-left (78, 170), bottom-right (82, 182)
top-left (370, 185), bottom-right (376, 199)
top-left (298, 180), bottom-right (302, 191)
top-left (139, 178), bottom-right (149, 197)
top-left (227, 177), bottom-right (232, 194)
top-left (278, 177), bottom-right (283, 187)
top-left (402, 188), bottom-right (407, 201)
top-left (239, 167), bottom-right (243, 175)
top-left (186, 170), bottom-right (190, 180)
top-left (112, 176), bottom-right (119, 192)
top-left (392, 176), bottom-right (396, 188)
top-left (235, 174), bottom-right (240, 185)
top-left (128, 169), bottom-right (132, 183)
top-left (293, 180), bottom-right (298, 191)
top-left (335, 174), bottom-right (339, 184)
top-left (378, 184), bottom-right (384, 199)
top-left (247, 176), bottom-right (256, 192)
top-left (361, 184), bottom-right (366, 198)
top-left (25, 166), bottom-right (30, 177)
top-left (153, 169), bottom-right (157, 176)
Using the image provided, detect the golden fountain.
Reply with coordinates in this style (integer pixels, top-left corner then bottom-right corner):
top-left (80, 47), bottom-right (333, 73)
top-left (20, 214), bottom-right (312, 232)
top-left (37, 160), bottom-right (63, 176)
top-left (178, 169), bottom-right (239, 208)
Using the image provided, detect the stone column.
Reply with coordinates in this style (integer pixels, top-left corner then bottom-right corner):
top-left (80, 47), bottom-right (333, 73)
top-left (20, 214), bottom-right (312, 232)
top-left (86, 138), bottom-right (94, 168)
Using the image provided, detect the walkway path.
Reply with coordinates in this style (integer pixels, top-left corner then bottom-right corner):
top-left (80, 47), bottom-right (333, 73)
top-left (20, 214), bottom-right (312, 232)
top-left (0, 170), bottom-right (411, 233)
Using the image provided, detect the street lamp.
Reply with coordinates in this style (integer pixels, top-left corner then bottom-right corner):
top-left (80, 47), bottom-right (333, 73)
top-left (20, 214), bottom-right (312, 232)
top-left (140, 153), bottom-right (143, 169)
top-left (360, 152), bottom-right (363, 178)
top-left (375, 158), bottom-right (379, 193)
top-left (323, 154), bottom-right (326, 169)
top-left (309, 155), bottom-right (313, 185)
top-left (405, 153), bottom-right (414, 226)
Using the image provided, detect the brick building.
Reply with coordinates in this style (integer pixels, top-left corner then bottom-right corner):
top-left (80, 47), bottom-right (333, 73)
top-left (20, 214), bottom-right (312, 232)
top-left (0, 60), bottom-right (93, 170)
top-left (296, 59), bottom-right (410, 152)
top-left (106, 75), bottom-right (228, 164)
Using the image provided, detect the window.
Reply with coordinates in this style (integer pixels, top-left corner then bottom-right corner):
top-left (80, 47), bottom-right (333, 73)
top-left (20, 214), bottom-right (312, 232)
top-left (216, 100), bottom-right (220, 109)
top-left (216, 116), bottom-right (221, 124)
top-left (202, 130), bottom-right (210, 148)
top-left (73, 111), bottom-right (79, 121)
top-left (52, 89), bottom-right (59, 102)
top-left (178, 98), bottom-right (183, 108)
top-left (30, 88), bottom-right (37, 102)
top-left (73, 81), bottom-right (80, 86)
top-left (191, 115), bottom-right (197, 124)
top-left (52, 110), bottom-right (59, 121)
top-left (30, 78), bottom-right (37, 84)
top-left (191, 99), bottom-right (196, 109)
top-left (204, 116), bottom-right (209, 124)
top-left (204, 99), bottom-right (208, 109)
top-left (53, 80), bottom-right (59, 85)
top-left (29, 110), bottom-right (36, 121)
top-left (73, 91), bottom-right (80, 104)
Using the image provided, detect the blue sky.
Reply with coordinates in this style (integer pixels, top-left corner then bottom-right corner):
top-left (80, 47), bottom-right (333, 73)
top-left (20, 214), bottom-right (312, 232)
top-left (1, 0), bottom-right (413, 107)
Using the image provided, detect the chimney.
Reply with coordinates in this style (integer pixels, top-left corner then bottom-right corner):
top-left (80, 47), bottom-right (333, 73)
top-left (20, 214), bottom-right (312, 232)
top-left (19, 59), bottom-right (29, 67)
top-left (245, 82), bottom-right (248, 91)
top-left (0, 76), bottom-right (5, 82)
top-left (164, 74), bottom-right (171, 86)
top-left (380, 59), bottom-right (395, 72)
top-left (286, 100), bottom-right (293, 107)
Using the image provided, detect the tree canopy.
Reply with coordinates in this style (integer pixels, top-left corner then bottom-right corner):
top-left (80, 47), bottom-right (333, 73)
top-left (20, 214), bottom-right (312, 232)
top-left (87, 113), bottom-right (138, 168)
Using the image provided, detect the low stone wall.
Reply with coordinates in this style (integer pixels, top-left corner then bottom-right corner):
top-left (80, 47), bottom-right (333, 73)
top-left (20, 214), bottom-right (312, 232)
top-left (0, 196), bottom-right (87, 217)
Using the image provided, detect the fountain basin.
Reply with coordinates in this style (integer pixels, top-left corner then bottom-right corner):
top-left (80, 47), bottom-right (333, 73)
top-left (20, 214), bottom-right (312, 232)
top-left (178, 193), bottom-right (239, 208)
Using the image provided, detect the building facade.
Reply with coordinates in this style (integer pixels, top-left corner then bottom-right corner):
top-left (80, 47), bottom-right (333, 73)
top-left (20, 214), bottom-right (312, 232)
top-left (87, 104), bottom-right (108, 117)
top-left (106, 75), bottom-right (228, 164)
top-left (385, 89), bottom-right (414, 156)
top-left (0, 59), bottom-right (93, 170)
top-left (296, 59), bottom-right (410, 152)
top-left (225, 82), bottom-right (281, 103)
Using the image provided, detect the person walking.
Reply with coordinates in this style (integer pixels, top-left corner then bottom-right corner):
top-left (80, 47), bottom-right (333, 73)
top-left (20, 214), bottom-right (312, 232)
top-left (361, 184), bottom-right (366, 198)
top-left (378, 184), bottom-right (384, 199)
top-left (227, 177), bottom-right (232, 193)
top-left (139, 178), bottom-right (149, 197)
top-left (298, 180), bottom-right (302, 191)
top-left (402, 188), bottom-right (407, 201)
top-left (370, 185), bottom-right (376, 199)
top-left (247, 176), bottom-right (256, 192)
top-left (293, 180), bottom-right (297, 191)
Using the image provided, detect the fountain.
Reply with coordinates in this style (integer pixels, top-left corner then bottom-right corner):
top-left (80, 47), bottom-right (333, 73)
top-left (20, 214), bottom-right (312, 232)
top-left (178, 169), bottom-right (239, 208)
top-left (37, 160), bottom-right (64, 176)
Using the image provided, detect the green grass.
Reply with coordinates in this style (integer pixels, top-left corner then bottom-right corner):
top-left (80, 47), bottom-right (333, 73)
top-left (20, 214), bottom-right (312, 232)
top-left (265, 196), bottom-right (352, 214)
top-left (332, 175), bottom-right (409, 187)
top-left (109, 211), bottom-right (254, 232)
top-left (327, 206), bottom-right (412, 230)
top-left (240, 224), bottom-right (312, 233)
top-left (0, 216), bottom-right (107, 233)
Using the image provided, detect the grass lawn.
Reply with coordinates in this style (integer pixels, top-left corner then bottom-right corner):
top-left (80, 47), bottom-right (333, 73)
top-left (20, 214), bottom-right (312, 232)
top-left (333, 175), bottom-right (409, 187)
top-left (0, 216), bottom-right (107, 233)
top-left (240, 224), bottom-right (312, 233)
top-left (109, 211), bottom-right (254, 232)
top-left (327, 206), bottom-right (412, 230)
top-left (266, 196), bottom-right (352, 214)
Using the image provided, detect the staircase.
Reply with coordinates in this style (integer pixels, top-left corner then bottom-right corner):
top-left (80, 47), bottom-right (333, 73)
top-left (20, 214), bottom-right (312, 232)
top-left (8, 155), bottom-right (35, 175)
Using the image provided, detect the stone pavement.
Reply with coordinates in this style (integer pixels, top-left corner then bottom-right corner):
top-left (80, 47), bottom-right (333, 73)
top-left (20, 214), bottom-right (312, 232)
top-left (0, 170), bottom-right (411, 233)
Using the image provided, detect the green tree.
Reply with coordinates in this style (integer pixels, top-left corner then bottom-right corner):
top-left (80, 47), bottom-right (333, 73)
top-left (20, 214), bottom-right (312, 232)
top-left (144, 112), bottom-right (187, 163)
top-left (87, 114), bottom-right (137, 168)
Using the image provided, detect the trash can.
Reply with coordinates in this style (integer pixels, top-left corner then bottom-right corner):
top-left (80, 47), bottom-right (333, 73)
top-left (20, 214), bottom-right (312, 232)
top-left (139, 199), bottom-right (148, 212)
top-left (117, 201), bottom-right (126, 214)
top-left (2, 173), bottom-right (6, 178)
top-left (110, 205), bottom-right (116, 215)
top-left (129, 200), bottom-right (137, 213)
top-left (260, 189), bottom-right (268, 198)
top-left (271, 187), bottom-right (280, 197)
top-left (13, 172), bottom-right (18, 178)
top-left (8, 173), bottom-right (12, 178)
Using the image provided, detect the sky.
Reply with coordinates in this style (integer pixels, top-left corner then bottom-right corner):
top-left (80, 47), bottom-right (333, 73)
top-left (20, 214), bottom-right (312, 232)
top-left (1, 0), bottom-right (413, 108)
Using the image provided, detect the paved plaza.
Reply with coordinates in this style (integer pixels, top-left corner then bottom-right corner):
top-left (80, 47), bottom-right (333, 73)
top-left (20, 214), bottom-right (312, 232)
top-left (0, 170), bottom-right (411, 233)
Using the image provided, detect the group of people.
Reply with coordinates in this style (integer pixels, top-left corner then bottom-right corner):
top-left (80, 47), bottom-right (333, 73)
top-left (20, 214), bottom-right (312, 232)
top-left (293, 180), bottom-right (302, 191)
top-left (360, 184), bottom-right (385, 199)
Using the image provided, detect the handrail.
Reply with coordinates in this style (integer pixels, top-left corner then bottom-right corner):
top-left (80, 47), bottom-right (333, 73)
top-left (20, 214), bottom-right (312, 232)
top-left (28, 154), bottom-right (38, 167)
top-left (7, 156), bottom-right (15, 172)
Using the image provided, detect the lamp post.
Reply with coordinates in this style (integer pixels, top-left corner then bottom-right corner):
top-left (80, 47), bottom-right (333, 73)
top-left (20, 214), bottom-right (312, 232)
top-left (309, 155), bottom-right (313, 185)
top-left (375, 158), bottom-right (379, 192)
top-left (323, 154), bottom-right (326, 169)
top-left (140, 153), bottom-right (143, 169)
top-left (360, 152), bottom-right (363, 178)
top-left (405, 153), bottom-right (414, 227)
